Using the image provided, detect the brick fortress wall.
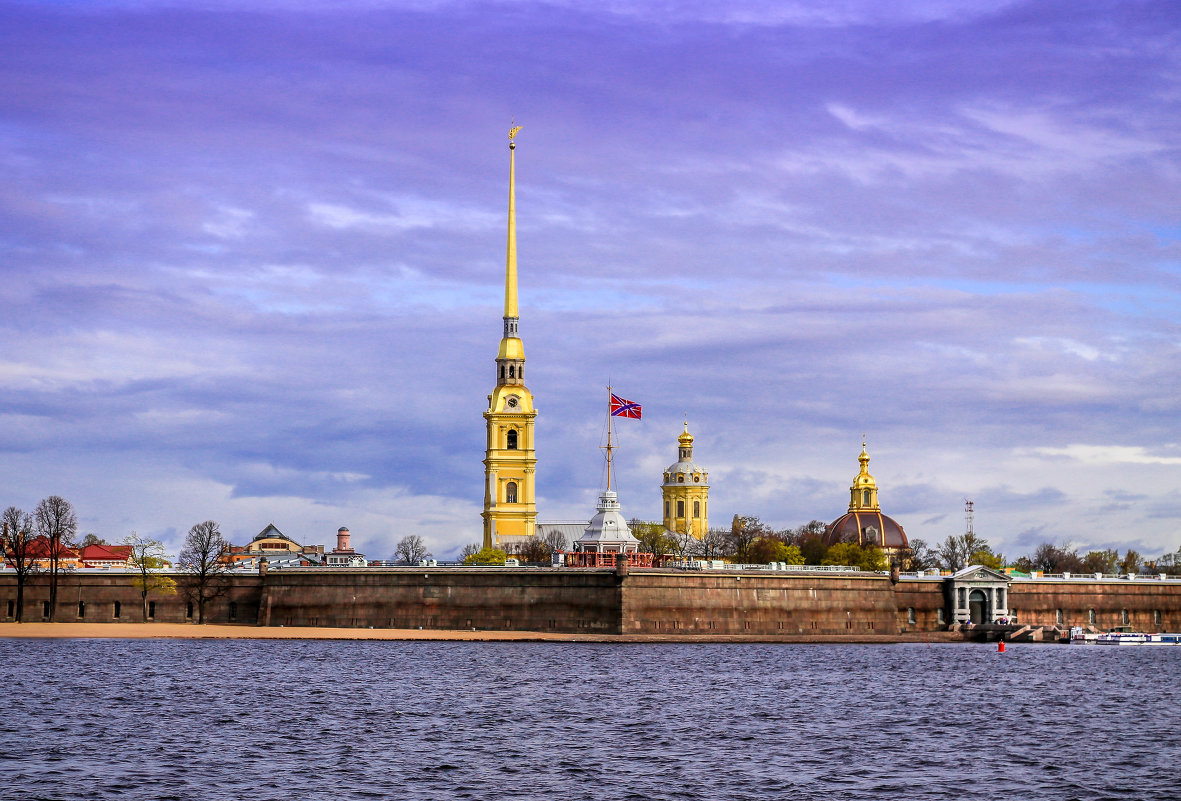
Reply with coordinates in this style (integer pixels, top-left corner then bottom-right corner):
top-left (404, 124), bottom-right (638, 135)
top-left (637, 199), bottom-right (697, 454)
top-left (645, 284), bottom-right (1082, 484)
top-left (3, 570), bottom-right (1179, 634)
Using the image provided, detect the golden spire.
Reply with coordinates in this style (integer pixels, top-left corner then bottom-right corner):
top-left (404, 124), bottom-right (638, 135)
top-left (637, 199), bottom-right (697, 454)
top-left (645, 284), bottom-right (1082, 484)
top-left (504, 124), bottom-right (520, 320)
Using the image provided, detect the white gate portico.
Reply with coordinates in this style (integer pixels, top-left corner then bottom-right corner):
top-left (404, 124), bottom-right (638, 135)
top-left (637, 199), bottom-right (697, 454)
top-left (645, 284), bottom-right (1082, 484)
top-left (946, 565), bottom-right (1011, 624)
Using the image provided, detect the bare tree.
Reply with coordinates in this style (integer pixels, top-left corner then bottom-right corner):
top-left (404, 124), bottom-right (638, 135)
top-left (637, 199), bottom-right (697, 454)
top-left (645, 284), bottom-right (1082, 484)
top-left (542, 528), bottom-right (568, 555)
top-left (394, 535), bottom-right (431, 565)
top-left (178, 520), bottom-right (230, 624)
top-left (697, 527), bottom-right (730, 560)
top-left (2, 507), bottom-right (38, 622)
top-left (123, 532), bottom-right (176, 622)
top-left (34, 495), bottom-right (77, 622)
top-left (459, 543), bottom-right (480, 561)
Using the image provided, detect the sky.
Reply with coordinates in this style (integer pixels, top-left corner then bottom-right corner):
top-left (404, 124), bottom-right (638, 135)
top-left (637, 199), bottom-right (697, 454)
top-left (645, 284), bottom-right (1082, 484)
top-left (2, 0), bottom-right (1180, 562)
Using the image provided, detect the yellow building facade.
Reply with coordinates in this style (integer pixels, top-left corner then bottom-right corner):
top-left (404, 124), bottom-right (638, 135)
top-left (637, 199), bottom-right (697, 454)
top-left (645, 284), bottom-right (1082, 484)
top-left (482, 127), bottom-right (538, 549)
top-left (661, 422), bottom-right (709, 539)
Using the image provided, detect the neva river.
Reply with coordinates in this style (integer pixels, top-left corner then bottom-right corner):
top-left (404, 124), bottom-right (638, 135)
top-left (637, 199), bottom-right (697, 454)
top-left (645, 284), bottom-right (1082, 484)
top-left (2, 639), bottom-right (1177, 800)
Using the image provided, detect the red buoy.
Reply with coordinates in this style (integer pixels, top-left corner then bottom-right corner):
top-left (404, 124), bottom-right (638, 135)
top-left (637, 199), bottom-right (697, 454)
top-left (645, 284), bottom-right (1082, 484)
top-left (998, 641), bottom-right (1006, 653)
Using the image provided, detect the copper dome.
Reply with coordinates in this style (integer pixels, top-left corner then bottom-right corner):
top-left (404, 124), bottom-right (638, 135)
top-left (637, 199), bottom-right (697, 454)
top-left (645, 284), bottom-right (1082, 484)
top-left (825, 510), bottom-right (909, 551)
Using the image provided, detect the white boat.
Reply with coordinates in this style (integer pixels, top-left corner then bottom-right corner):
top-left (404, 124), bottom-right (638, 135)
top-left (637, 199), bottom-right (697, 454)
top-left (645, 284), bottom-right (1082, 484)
top-left (1072, 627), bottom-right (1181, 646)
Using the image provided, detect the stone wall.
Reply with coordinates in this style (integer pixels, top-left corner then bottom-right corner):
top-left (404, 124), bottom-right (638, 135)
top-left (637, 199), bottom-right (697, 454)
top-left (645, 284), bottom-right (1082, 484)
top-left (1009, 579), bottom-right (1181, 631)
top-left (621, 570), bottom-right (902, 635)
top-left (1, 571), bottom-right (262, 625)
top-left (3, 569), bottom-right (1180, 635)
top-left (259, 568), bottom-right (621, 632)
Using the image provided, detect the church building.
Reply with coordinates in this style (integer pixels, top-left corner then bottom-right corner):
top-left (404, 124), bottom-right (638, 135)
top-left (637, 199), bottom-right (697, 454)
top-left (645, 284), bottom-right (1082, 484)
top-left (824, 441), bottom-right (910, 560)
top-left (662, 421), bottom-right (709, 539)
top-left (482, 127), bottom-right (538, 550)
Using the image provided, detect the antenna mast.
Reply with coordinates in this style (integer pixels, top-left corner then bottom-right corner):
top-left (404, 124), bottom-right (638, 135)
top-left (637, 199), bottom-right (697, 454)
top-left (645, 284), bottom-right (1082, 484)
top-left (964, 498), bottom-right (975, 536)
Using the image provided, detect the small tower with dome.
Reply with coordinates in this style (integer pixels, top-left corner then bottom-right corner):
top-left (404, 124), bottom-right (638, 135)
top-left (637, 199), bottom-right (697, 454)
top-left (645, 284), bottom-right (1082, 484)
top-left (662, 421), bottom-right (710, 539)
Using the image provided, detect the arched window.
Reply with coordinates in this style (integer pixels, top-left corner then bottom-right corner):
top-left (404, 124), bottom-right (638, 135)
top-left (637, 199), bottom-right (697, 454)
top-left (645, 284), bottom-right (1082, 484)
top-left (500, 365), bottom-right (505, 379)
top-left (509, 365), bottom-right (515, 378)
top-left (693, 501), bottom-right (701, 518)
top-left (678, 474), bottom-right (684, 483)
top-left (863, 490), bottom-right (871, 505)
top-left (677, 500), bottom-right (685, 518)
top-left (665, 501), bottom-right (670, 518)
top-left (507, 429), bottom-right (518, 450)
top-left (506, 481), bottom-right (518, 504)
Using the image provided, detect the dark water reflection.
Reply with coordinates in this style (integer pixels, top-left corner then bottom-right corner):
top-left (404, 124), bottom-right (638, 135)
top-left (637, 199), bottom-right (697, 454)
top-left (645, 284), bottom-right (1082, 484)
top-left (2, 639), bottom-right (1178, 800)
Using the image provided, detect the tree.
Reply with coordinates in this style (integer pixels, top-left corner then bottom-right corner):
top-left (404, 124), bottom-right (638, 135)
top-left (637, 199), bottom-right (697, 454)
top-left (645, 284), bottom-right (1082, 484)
top-left (631, 521), bottom-right (676, 555)
top-left (124, 532), bottom-right (176, 622)
top-left (34, 495), bottom-right (77, 622)
top-left (697, 527), bottom-right (730, 560)
top-left (1030, 543), bottom-right (1084, 574)
top-left (542, 528), bottom-right (569, 555)
top-left (787, 520), bottom-right (829, 547)
top-left (823, 542), bottom-right (886, 572)
top-left (799, 535), bottom-right (829, 565)
top-left (2, 506), bottom-right (38, 622)
top-left (748, 536), bottom-right (803, 565)
top-left (898, 538), bottom-right (937, 571)
top-left (459, 543), bottom-right (480, 561)
top-left (394, 535), bottom-right (431, 565)
top-left (515, 536), bottom-right (551, 564)
top-left (728, 515), bottom-right (768, 563)
top-left (178, 520), bottom-right (230, 624)
top-left (937, 532), bottom-right (997, 572)
top-left (1082, 549), bottom-right (1119, 575)
top-left (464, 547), bottom-right (507, 565)
top-left (79, 533), bottom-right (108, 547)
top-left (1119, 549), bottom-right (1143, 576)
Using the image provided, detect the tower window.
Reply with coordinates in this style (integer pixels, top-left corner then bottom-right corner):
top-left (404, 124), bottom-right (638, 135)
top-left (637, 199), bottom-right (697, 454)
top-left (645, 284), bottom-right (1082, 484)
top-left (863, 490), bottom-right (871, 505)
top-left (677, 500), bottom-right (685, 518)
top-left (665, 501), bottom-right (670, 518)
top-left (693, 501), bottom-right (701, 518)
top-left (508, 365), bottom-right (515, 378)
top-left (500, 366), bottom-right (505, 379)
top-left (506, 481), bottom-right (518, 504)
top-left (678, 474), bottom-right (684, 483)
top-left (506, 430), bottom-right (518, 450)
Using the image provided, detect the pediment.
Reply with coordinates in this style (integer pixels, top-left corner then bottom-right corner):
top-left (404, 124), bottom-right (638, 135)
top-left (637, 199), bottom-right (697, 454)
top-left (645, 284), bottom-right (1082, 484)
top-left (950, 565), bottom-right (1011, 583)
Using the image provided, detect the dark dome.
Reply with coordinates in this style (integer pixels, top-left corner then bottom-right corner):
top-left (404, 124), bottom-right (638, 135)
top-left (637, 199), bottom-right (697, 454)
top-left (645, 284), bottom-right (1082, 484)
top-left (826, 510), bottom-right (909, 550)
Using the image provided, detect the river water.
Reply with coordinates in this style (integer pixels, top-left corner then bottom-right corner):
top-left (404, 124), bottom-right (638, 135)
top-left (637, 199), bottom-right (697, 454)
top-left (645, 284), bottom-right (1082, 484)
top-left (2, 639), bottom-right (1177, 800)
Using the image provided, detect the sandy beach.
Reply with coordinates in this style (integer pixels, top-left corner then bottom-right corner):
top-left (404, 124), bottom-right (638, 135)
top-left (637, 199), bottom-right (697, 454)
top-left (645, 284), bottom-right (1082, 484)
top-left (0, 622), bottom-right (963, 644)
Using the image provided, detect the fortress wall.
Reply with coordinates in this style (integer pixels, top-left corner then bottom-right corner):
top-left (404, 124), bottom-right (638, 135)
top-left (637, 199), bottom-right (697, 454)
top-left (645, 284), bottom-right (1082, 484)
top-left (891, 579), bottom-right (947, 632)
top-left (4, 570), bottom-right (1181, 634)
top-left (260, 568), bottom-right (622, 633)
top-left (1008, 579), bottom-right (1181, 631)
top-left (620, 571), bottom-right (902, 635)
top-left (0, 572), bottom-right (263, 624)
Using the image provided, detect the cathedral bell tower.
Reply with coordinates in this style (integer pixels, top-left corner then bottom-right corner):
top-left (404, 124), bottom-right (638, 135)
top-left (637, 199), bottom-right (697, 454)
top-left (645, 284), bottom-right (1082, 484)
top-left (482, 126), bottom-right (537, 549)
top-left (661, 420), bottom-right (709, 539)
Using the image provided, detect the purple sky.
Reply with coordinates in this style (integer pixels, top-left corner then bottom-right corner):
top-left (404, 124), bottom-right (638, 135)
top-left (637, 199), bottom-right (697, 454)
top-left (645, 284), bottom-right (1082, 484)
top-left (2, 0), bottom-right (1180, 562)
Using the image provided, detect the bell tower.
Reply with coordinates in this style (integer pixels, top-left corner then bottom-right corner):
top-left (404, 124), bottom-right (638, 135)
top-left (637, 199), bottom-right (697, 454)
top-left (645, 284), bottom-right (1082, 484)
top-left (661, 420), bottom-right (710, 539)
top-left (482, 126), bottom-right (537, 549)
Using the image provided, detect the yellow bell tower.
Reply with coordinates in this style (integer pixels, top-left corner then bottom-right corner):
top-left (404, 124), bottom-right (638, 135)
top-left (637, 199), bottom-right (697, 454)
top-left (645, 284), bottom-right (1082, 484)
top-left (848, 438), bottom-right (880, 512)
top-left (482, 126), bottom-right (537, 549)
top-left (661, 421), bottom-right (709, 539)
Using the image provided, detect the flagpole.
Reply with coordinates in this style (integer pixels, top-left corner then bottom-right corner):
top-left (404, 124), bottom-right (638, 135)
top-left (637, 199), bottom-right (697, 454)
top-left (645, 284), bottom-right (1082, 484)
top-left (604, 385), bottom-right (614, 492)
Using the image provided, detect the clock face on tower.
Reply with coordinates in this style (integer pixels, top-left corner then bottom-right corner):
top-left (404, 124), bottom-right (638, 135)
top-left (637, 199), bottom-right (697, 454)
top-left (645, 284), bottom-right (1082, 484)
top-left (505, 395), bottom-right (519, 409)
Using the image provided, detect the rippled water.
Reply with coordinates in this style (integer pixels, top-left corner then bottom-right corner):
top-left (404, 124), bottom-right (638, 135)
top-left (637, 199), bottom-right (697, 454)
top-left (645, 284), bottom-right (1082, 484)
top-left (2, 639), bottom-right (1178, 800)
